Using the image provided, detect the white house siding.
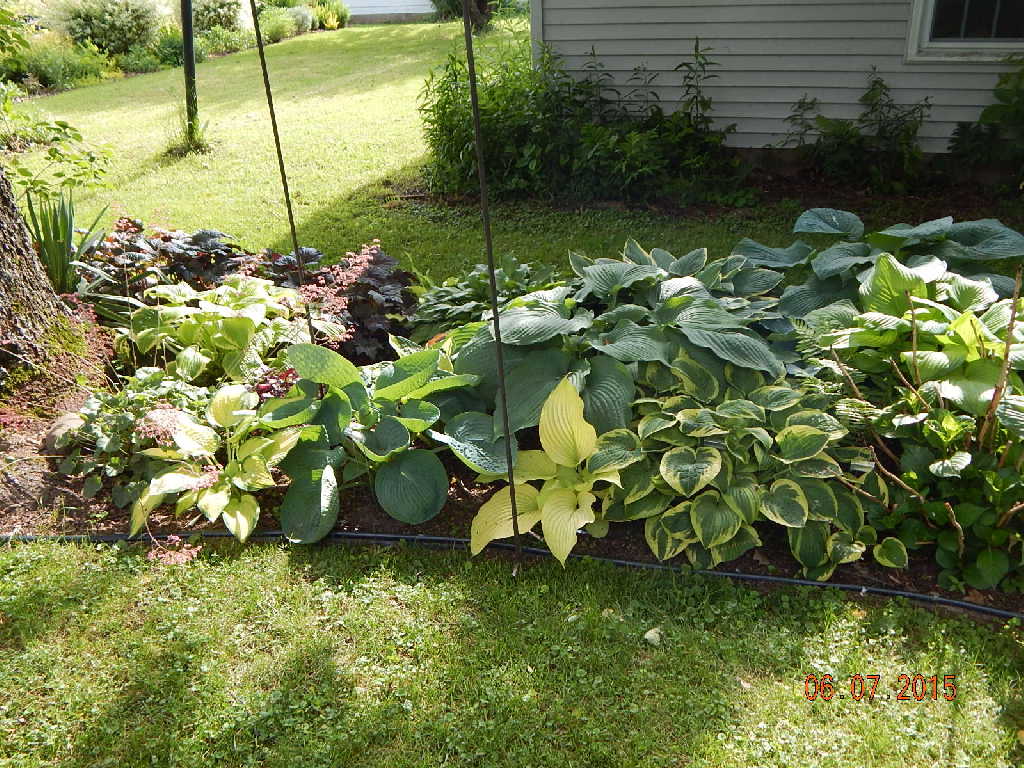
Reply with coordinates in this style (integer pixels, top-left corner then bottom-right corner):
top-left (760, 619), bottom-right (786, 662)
top-left (346, 0), bottom-right (435, 17)
top-left (532, 0), bottom-right (1014, 152)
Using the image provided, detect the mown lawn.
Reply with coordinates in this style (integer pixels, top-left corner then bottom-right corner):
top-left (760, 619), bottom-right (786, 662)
top-left (17, 21), bottom-right (811, 281)
top-left (0, 541), bottom-right (1021, 768)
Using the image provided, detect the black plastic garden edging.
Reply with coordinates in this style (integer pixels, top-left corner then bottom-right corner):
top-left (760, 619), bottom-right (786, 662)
top-left (2, 530), bottom-right (1021, 621)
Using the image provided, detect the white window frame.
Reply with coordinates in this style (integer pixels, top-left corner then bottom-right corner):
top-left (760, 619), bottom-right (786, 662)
top-left (906, 0), bottom-right (1024, 62)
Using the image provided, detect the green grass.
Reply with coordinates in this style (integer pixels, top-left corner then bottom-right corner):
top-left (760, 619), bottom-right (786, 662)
top-left (0, 541), bottom-right (1021, 767)
top-left (19, 22), bottom-right (811, 281)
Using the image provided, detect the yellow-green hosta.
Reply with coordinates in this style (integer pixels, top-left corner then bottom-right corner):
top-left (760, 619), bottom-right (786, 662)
top-left (470, 377), bottom-right (640, 564)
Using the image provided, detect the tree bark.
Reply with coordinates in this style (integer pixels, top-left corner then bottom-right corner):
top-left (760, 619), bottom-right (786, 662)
top-left (0, 165), bottom-right (67, 374)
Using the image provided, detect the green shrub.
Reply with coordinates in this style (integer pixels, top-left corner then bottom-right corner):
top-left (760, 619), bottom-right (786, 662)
top-left (198, 25), bottom-right (256, 55)
top-left (153, 25), bottom-right (209, 67)
top-left (782, 70), bottom-right (931, 192)
top-left (258, 6), bottom-right (298, 42)
top-left (193, 0), bottom-right (241, 31)
top-left (1, 32), bottom-right (113, 91)
top-left (420, 38), bottom-right (740, 201)
top-left (60, 0), bottom-right (160, 57)
top-left (286, 4), bottom-right (314, 34)
top-left (118, 44), bottom-right (163, 73)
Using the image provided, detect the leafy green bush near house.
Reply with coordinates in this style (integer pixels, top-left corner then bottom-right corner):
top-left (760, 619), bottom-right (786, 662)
top-left (258, 6), bottom-right (299, 43)
top-left (198, 24), bottom-right (256, 54)
top-left (193, 0), bottom-right (242, 31)
top-left (420, 37), bottom-right (742, 202)
top-left (60, 0), bottom-right (161, 57)
top-left (152, 25), bottom-right (209, 67)
top-left (0, 32), bottom-right (114, 91)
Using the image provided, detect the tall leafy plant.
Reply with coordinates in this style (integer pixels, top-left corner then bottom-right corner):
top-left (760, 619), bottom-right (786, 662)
top-left (25, 192), bottom-right (105, 294)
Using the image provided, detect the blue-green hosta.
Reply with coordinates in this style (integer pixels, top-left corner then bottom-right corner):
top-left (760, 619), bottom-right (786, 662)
top-left (736, 207), bottom-right (1024, 318)
top-left (802, 251), bottom-right (1024, 591)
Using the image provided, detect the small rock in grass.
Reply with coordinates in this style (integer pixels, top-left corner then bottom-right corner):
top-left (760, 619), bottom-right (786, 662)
top-left (42, 412), bottom-right (84, 454)
top-left (643, 627), bottom-right (663, 646)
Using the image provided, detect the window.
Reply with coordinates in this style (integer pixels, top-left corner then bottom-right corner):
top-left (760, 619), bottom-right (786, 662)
top-left (907, 0), bottom-right (1024, 61)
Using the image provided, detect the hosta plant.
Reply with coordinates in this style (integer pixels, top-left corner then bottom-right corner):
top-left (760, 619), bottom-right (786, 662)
top-left (736, 207), bottom-right (1024, 318)
top-left (125, 275), bottom-right (313, 383)
top-left (470, 377), bottom-right (636, 564)
top-left (802, 253), bottom-right (1024, 590)
top-left (129, 383), bottom-right (306, 541)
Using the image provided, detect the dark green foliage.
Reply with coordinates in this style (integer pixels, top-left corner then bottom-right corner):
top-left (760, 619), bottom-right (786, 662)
top-left (410, 254), bottom-right (558, 342)
top-left (419, 38), bottom-right (742, 202)
top-left (153, 26), bottom-right (209, 67)
top-left (198, 25), bottom-right (256, 55)
top-left (117, 45), bottom-right (163, 73)
top-left (193, 0), bottom-right (242, 31)
top-left (0, 33), bottom-right (112, 91)
top-left (783, 70), bottom-right (931, 191)
top-left (61, 0), bottom-right (160, 57)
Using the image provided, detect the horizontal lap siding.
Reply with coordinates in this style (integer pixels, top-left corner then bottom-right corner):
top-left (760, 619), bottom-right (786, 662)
top-left (536, 0), bottom-right (1012, 152)
top-left (347, 0), bottom-right (434, 14)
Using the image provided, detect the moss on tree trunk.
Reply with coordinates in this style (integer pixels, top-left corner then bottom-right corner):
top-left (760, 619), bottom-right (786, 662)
top-left (0, 165), bottom-right (69, 380)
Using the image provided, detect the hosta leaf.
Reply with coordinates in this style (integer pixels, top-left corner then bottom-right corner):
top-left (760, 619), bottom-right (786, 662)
top-left (175, 345), bottom-right (210, 382)
top-left (787, 520), bottom-right (830, 569)
top-left (496, 303), bottom-right (593, 345)
top-left (965, 549), bottom-right (1010, 590)
top-left (828, 531), bottom-right (866, 564)
top-left (311, 392), bottom-right (353, 445)
top-left (620, 489), bottom-right (672, 520)
top-left (541, 488), bottom-right (596, 565)
top-left (587, 429), bottom-right (643, 474)
top-left (928, 451), bottom-right (971, 478)
top-left (779, 275), bottom-right (852, 318)
top-left (356, 416), bottom-right (411, 462)
top-left (785, 410), bottom-right (847, 440)
top-left (590, 321), bottom-right (671, 364)
top-left (436, 411), bottom-right (516, 475)
top-left (197, 482), bottom-right (231, 522)
top-left (394, 399), bottom-right (441, 433)
top-left (374, 449), bottom-right (449, 524)
top-left (794, 208), bottom-right (864, 238)
top-left (873, 537), bottom-right (909, 568)
top-left (877, 216), bottom-right (952, 241)
top-left (676, 327), bottom-right (785, 379)
top-left (577, 260), bottom-right (663, 300)
top-left (936, 219), bottom-right (1024, 261)
top-left (811, 241), bottom-right (875, 280)
top-left (899, 349), bottom-right (966, 381)
top-left (645, 515), bottom-right (688, 561)
top-left (672, 358), bottom-right (721, 402)
top-left (712, 525), bottom-right (762, 563)
top-left (208, 383), bottom-right (258, 428)
top-left (149, 468), bottom-right (201, 496)
top-left (690, 490), bottom-right (743, 548)
top-left (500, 347), bottom-right (569, 436)
top-left (833, 487), bottom-right (865, 534)
top-left (281, 462), bottom-right (340, 544)
top-left (761, 479), bottom-right (809, 527)
top-left (935, 360), bottom-right (999, 417)
top-left (792, 477), bottom-right (838, 522)
top-left (287, 343), bottom-right (362, 392)
top-left (731, 268), bottom-right (784, 296)
top-left (130, 486), bottom-right (164, 536)
top-left (722, 475), bottom-right (761, 524)
top-left (470, 484), bottom-right (542, 554)
top-left (776, 425), bottom-right (831, 463)
top-left (996, 394), bottom-right (1024, 439)
top-left (406, 372), bottom-right (480, 400)
top-left (374, 348), bottom-right (441, 401)
top-left (539, 378), bottom-right (597, 468)
top-left (732, 238), bottom-right (813, 269)
top-left (222, 493), bottom-right (260, 543)
top-left (749, 385), bottom-right (802, 411)
top-left (259, 394), bottom-right (320, 428)
top-left (660, 446), bottom-right (721, 496)
top-left (669, 248), bottom-right (707, 276)
top-left (859, 253), bottom-right (926, 316)
top-left (173, 418), bottom-right (220, 458)
top-left (582, 355), bottom-right (635, 435)
top-left (715, 399), bottom-right (765, 423)
top-left (940, 274), bottom-right (998, 313)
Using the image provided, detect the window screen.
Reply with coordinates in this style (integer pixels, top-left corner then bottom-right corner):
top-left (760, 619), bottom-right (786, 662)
top-left (931, 0), bottom-right (1024, 40)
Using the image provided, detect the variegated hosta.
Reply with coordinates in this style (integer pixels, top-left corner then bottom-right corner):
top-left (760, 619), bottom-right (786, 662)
top-left (131, 383), bottom-right (304, 542)
top-left (606, 363), bottom-right (902, 580)
top-left (470, 378), bottom-right (638, 565)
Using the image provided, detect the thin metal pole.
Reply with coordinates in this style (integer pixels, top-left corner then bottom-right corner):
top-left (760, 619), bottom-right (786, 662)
top-left (247, 0), bottom-right (315, 341)
top-left (460, 0), bottom-right (521, 558)
top-left (180, 0), bottom-right (199, 144)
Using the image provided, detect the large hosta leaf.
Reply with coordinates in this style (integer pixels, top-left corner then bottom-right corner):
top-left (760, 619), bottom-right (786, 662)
top-left (539, 378), bottom-right (597, 468)
top-left (582, 355), bottom-right (635, 434)
top-left (676, 327), bottom-right (785, 379)
top-left (281, 462), bottom-right (340, 544)
top-left (356, 416), bottom-right (411, 462)
top-left (471, 484), bottom-right (542, 554)
top-left (587, 429), bottom-right (644, 474)
top-left (208, 384), bottom-right (258, 428)
top-left (589, 321), bottom-right (671, 364)
top-left (577, 260), bottom-right (663, 300)
top-left (935, 219), bottom-right (1024, 261)
top-left (761, 479), bottom-right (809, 527)
top-left (660, 446), bottom-right (721, 496)
top-left (928, 451), bottom-right (971, 478)
top-left (859, 253), bottom-right (926, 316)
top-left (689, 490), bottom-right (743, 548)
top-left (792, 477), bottom-right (838, 522)
top-left (939, 274), bottom-right (998, 313)
top-left (374, 449), bottom-right (448, 524)
top-left (541, 488), bottom-right (596, 565)
top-left (287, 344), bottom-right (363, 392)
top-left (898, 349), bottom-right (966, 381)
top-left (776, 425), bottom-right (830, 463)
top-left (787, 520), bottom-right (830, 569)
top-left (645, 514), bottom-right (688, 561)
top-left (502, 347), bottom-right (569, 435)
top-left (496, 303), bottom-right (594, 345)
top-left (374, 348), bottom-right (440, 401)
top-left (722, 475), bottom-right (761, 523)
top-left (222, 493), bottom-right (260, 543)
top-left (811, 241), bottom-right (875, 280)
top-left (749, 385), bottom-right (802, 411)
top-left (794, 208), bottom-right (864, 239)
top-left (779, 275), bottom-right (852, 318)
top-left (435, 411), bottom-right (516, 474)
top-left (732, 238), bottom-right (813, 269)
top-left (873, 536), bottom-right (909, 568)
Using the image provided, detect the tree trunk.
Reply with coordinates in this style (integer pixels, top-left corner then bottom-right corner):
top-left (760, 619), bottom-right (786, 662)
top-left (466, 0), bottom-right (491, 31)
top-left (0, 165), bottom-right (67, 375)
